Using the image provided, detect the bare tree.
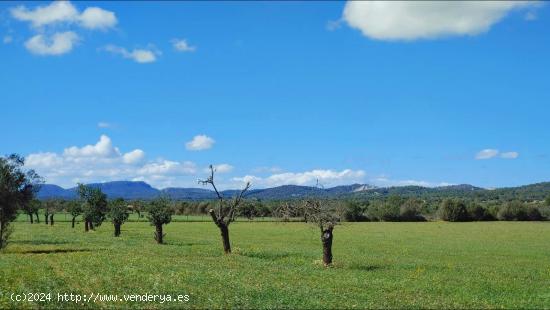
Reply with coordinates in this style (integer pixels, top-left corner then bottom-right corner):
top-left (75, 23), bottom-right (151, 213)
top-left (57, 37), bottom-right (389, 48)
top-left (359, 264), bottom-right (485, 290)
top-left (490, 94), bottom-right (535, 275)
top-left (276, 180), bottom-right (340, 266)
top-left (199, 165), bottom-right (250, 254)
top-left (303, 199), bottom-right (339, 266)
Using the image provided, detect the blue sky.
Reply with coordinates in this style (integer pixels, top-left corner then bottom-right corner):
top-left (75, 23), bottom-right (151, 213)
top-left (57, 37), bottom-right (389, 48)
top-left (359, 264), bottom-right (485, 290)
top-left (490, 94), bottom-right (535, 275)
top-left (1, 1), bottom-right (549, 189)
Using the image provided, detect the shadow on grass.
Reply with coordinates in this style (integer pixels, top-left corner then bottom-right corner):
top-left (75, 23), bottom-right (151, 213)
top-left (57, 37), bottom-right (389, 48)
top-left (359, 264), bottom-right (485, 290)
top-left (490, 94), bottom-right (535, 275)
top-left (15, 240), bottom-right (73, 245)
top-left (167, 241), bottom-right (209, 247)
top-left (347, 263), bottom-right (386, 271)
top-left (238, 250), bottom-right (302, 260)
top-left (16, 248), bottom-right (95, 254)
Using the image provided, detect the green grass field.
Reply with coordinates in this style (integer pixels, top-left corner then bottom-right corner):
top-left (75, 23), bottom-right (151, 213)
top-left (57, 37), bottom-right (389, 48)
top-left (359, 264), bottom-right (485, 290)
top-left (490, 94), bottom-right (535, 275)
top-left (1, 221), bottom-right (550, 309)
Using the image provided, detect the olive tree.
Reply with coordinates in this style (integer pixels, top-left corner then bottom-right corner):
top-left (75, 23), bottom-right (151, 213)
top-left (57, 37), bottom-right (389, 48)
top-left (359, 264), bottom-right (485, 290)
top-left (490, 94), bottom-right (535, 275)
top-left (77, 184), bottom-right (108, 231)
top-left (108, 198), bottom-right (129, 237)
top-left (0, 154), bottom-right (41, 250)
top-left (277, 197), bottom-right (339, 266)
top-left (66, 200), bottom-right (82, 228)
top-left (146, 197), bottom-right (173, 244)
top-left (22, 199), bottom-right (40, 224)
top-left (43, 199), bottom-right (59, 226)
top-left (199, 165), bottom-right (251, 254)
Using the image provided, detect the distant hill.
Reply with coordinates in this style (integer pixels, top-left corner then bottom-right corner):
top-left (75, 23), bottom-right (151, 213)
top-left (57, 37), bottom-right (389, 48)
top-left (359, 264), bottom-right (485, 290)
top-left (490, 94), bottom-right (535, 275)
top-left (36, 181), bottom-right (550, 202)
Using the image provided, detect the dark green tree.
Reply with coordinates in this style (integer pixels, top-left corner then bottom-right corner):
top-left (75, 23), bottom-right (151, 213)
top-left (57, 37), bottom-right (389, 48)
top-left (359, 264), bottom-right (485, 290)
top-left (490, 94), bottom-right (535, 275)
top-left (0, 154), bottom-right (41, 250)
top-left (66, 200), bottom-right (83, 228)
top-left (77, 184), bottom-right (108, 231)
top-left (22, 199), bottom-right (40, 224)
top-left (545, 195), bottom-right (550, 207)
top-left (146, 197), bottom-right (173, 244)
top-left (439, 199), bottom-right (469, 222)
top-left (108, 198), bottom-right (129, 237)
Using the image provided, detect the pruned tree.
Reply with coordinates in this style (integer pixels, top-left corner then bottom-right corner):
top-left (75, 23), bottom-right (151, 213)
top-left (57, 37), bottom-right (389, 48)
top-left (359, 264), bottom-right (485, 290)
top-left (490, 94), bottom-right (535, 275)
top-left (77, 184), bottom-right (108, 232)
top-left (43, 202), bottom-right (50, 225)
top-left (146, 196), bottom-right (173, 244)
top-left (66, 200), bottom-right (82, 228)
top-left (22, 199), bottom-right (40, 224)
top-left (129, 200), bottom-right (145, 219)
top-left (108, 198), bottom-right (129, 237)
top-left (275, 196), bottom-right (339, 265)
top-left (0, 154), bottom-right (41, 250)
top-left (304, 199), bottom-right (340, 266)
top-left (199, 165), bottom-right (251, 254)
top-left (44, 199), bottom-right (58, 226)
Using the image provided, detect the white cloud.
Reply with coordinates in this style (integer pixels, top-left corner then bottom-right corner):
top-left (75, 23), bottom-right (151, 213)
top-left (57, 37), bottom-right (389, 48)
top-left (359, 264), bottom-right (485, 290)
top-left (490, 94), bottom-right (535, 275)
top-left (475, 149), bottom-right (499, 160)
top-left (79, 7), bottom-right (117, 30)
top-left (3, 36), bottom-right (13, 44)
top-left (25, 135), bottom-right (198, 188)
top-left (211, 164), bottom-right (233, 174)
top-left (342, 1), bottom-right (537, 41)
top-left (122, 149), bottom-right (145, 164)
top-left (11, 1), bottom-right (79, 28)
top-left (63, 135), bottom-right (120, 158)
top-left (232, 169), bottom-right (366, 188)
top-left (138, 160), bottom-right (196, 175)
top-left (25, 31), bottom-right (79, 56)
top-left (10, 1), bottom-right (117, 30)
top-left (186, 135), bottom-right (215, 151)
top-left (371, 176), bottom-right (452, 188)
top-left (171, 39), bottom-right (196, 52)
top-left (501, 151), bottom-right (519, 159)
top-left (103, 45), bottom-right (159, 63)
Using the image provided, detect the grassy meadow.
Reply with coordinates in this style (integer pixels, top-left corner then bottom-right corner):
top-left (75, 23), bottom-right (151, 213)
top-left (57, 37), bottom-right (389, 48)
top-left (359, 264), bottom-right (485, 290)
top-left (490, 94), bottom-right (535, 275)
top-left (1, 220), bottom-right (550, 309)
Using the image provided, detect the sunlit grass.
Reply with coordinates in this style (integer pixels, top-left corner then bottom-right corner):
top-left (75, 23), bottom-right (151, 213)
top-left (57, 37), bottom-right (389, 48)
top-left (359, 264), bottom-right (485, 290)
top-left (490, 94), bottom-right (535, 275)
top-left (1, 221), bottom-right (550, 308)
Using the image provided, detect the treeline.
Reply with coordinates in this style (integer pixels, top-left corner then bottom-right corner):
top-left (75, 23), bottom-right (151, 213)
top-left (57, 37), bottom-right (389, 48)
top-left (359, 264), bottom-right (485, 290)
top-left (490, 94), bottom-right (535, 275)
top-left (350, 183), bottom-right (550, 203)
top-left (340, 196), bottom-right (550, 222)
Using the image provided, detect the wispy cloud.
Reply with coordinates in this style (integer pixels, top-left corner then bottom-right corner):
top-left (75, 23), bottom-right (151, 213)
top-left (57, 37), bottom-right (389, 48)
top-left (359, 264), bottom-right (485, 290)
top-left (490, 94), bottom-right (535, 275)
top-left (171, 38), bottom-right (196, 52)
top-left (475, 149), bottom-right (519, 160)
top-left (102, 44), bottom-right (160, 63)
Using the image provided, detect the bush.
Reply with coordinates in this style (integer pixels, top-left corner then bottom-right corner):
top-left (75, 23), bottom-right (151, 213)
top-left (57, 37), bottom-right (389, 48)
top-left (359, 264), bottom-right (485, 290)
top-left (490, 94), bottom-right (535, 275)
top-left (439, 199), bottom-right (469, 222)
top-left (467, 203), bottom-right (495, 221)
top-left (367, 202), bottom-right (400, 221)
top-left (497, 201), bottom-right (543, 221)
top-left (399, 198), bottom-right (426, 222)
top-left (342, 201), bottom-right (368, 222)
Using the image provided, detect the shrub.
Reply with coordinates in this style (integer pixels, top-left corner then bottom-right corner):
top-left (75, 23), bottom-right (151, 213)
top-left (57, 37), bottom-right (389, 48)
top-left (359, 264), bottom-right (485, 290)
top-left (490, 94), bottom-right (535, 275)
top-left (342, 201), bottom-right (368, 222)
top-left (399, 198), bottom-right (426, 222)
top-left (439, 199), bottom-right (469, 222)
top-left (147, 197), bottom-right (174, 244)
top-left (496, 201), bottom-right (543, 221)
top-left (366, 202), bottom-right (400, 221)
top-left (467, 203), bottom-right (495, 221)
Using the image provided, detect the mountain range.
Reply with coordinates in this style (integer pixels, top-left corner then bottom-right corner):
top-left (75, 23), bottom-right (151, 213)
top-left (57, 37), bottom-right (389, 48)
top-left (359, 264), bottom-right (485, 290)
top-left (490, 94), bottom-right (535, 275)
top-left (36, 181), bottom-right (550, 201)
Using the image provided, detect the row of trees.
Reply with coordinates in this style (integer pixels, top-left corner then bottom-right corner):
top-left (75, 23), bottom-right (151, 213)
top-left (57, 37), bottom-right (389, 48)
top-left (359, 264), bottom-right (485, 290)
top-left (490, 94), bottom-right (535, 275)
top-left (0, 156), bottom-right (339, 265)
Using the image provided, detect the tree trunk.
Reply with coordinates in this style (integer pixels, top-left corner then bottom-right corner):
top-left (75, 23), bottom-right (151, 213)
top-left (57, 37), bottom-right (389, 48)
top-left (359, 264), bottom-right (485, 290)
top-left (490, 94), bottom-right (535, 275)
top-left (220, 224), bottom-right (231, 254)
top-left (71, 217), bottom-right (76, 228)
top-left (89, 221), bottom-right (94, 230)
top-left (44, 214), bottom-right (49, 225)
top-left (85, 220), bottom-right (89, 232)
top-left (114, 223), bottom-right (121, 237)
top-left (49, 214), bottom-right (54, 226)
top-left (154, 224), bottom-right (163, 244)
top-left (29, 213), bottom-right (34, 224)
top-left (35, 212), bottom-right (40, 223)
top-left (321, 227), bottom-right (334, 266)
